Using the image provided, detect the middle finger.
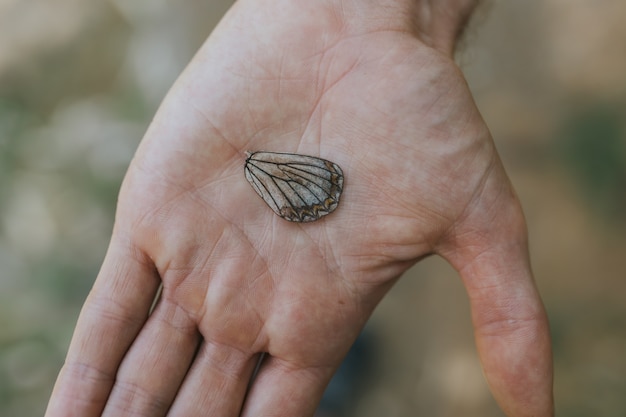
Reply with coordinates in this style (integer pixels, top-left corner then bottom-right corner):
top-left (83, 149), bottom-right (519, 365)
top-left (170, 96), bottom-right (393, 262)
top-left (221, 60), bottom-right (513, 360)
top-left (166, 339), bottom-right (260, 416)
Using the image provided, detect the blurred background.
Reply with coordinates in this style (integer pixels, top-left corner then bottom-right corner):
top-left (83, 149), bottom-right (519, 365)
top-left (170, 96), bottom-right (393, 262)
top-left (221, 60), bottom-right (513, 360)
top-left (1, 1), bottom-right (625, 416)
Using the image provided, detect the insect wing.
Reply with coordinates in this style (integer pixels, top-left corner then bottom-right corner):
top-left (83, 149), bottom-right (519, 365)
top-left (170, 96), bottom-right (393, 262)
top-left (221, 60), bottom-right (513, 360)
top-left (244, 151), bottom-right (344, 222)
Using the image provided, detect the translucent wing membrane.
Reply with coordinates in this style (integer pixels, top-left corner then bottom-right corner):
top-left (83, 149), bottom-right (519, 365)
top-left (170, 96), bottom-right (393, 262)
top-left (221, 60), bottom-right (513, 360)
top-left (244, 151), bottom-right (344, 222)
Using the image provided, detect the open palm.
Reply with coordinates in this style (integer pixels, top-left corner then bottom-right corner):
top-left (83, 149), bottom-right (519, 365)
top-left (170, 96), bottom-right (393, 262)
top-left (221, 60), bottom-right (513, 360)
top-left (46, 2), bottom-right (553, 417)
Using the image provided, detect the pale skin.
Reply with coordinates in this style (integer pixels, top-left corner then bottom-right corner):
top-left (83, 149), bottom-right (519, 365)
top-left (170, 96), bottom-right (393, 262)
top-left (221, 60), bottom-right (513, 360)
top-left (45, 0), bottom-right (554, 416)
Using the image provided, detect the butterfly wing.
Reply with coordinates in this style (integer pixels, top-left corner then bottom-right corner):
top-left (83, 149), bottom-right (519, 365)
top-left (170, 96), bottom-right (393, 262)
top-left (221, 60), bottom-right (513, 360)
top-left (244, 151), bottom-right (344, 222)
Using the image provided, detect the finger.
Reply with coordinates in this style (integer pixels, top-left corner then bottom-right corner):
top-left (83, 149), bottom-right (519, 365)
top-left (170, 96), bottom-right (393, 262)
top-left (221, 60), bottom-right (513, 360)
top-left (166, 341), bottom-right (259, 416)
top-left (457, 244), bottom-right (553, 417)
top-left (45, 238), bottom-right (161, 417)
top-left (440, 175), bottom-right (554, 416)
top-left (241, 355), bottom-right (334, 417)
top-left (101, 296), bottom-right (200, 417)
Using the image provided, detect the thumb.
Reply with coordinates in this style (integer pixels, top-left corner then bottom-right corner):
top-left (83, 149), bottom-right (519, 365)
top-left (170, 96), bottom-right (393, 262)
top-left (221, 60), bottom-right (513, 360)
top-left (439, 164), bottom-right (554, 417)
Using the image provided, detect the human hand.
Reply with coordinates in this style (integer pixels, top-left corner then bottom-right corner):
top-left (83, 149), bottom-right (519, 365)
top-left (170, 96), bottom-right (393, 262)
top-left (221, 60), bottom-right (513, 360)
top-left (46, 1), bottom-right (553, 416)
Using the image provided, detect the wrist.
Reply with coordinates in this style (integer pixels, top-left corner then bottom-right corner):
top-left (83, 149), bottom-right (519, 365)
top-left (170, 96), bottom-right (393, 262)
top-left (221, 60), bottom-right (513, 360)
top-left (318, 0), bottom-right (480, 55)
top-left (413, 0), bottom-right (480, 53)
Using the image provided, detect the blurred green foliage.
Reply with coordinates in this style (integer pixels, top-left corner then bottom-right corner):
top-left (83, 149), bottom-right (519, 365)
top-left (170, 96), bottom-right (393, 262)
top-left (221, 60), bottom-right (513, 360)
top-left (559, 101), bottom-right (626, 225)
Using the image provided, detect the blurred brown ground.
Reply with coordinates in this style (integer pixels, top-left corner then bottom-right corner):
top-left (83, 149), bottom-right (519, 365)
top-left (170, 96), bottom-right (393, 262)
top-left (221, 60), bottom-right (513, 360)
top-left (1, 1), bottom-right (625, 416)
